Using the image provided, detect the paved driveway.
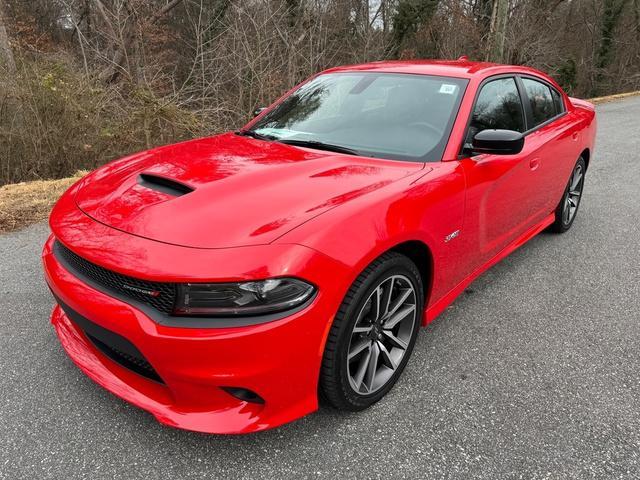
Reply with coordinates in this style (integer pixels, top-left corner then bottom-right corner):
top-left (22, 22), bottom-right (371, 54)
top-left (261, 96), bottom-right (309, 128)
top-left (1, 97), bottom-right (639, 479)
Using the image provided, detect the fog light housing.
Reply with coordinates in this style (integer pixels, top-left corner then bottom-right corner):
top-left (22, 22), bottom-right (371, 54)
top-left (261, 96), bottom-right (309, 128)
top-left (221, 387), bottom-right (265, 404)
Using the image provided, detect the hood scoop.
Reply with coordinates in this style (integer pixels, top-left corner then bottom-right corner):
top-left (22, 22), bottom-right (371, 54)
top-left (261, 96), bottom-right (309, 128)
top-left (137, 173), bottom-right (194, 197)
top-left (74, 133), bottom-right (424, 248)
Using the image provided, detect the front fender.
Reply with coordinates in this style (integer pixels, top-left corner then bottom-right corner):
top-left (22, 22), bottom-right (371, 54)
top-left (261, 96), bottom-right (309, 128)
top-left (276, 161), bottom-right (468, 313)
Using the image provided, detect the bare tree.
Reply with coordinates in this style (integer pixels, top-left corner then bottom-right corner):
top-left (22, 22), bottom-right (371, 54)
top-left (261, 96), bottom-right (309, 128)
top-left (486, 0), bottom-right (508, 62)
top-left (100, 0), bottom-right (186, 84)
top-left (2, 0), bottom-right (640, 185)
top-left (0, 0), bottom-right (16, 75)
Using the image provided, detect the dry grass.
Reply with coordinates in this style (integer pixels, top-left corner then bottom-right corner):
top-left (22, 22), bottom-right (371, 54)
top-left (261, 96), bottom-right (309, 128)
top-left (588, 90), bottom-right (640, 104)
top-left (0, 172), bottom-right (86, 233)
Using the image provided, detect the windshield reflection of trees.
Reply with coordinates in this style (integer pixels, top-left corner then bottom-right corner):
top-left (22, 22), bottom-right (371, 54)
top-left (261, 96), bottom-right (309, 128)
top-left (256, 82), bottom-right (328, 130)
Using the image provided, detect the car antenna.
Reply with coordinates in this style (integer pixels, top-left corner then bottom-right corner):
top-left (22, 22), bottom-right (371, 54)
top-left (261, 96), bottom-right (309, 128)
top-left (457, 55), bottom-right (469, 61)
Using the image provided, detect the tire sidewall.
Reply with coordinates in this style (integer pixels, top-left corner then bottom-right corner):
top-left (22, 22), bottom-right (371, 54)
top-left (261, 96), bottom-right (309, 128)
top-left (333, 255), bottom-right (424, 408)
top-left (561, 156), bottom-right (587, 229)
top-left (553, 155), bottom-right (586, 233)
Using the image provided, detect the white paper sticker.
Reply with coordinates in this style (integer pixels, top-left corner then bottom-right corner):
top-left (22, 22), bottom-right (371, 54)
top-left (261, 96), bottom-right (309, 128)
top-left (439, 84), bottom-right (457, 94)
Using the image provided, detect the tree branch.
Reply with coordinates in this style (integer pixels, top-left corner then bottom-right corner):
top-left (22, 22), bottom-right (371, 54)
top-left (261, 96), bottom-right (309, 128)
top-left (101, 0), bottom-right (185, 84)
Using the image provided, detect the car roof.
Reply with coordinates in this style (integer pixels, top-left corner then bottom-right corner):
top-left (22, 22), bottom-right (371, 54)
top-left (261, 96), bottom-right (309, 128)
top-left (321, 59), bottom-right (547, 81)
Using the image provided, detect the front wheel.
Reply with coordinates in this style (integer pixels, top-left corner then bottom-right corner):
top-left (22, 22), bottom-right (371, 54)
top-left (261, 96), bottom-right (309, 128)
top-left (319, 252), bottom-right (423, 411)
top-left (550, 156), bottom-right (586, 233)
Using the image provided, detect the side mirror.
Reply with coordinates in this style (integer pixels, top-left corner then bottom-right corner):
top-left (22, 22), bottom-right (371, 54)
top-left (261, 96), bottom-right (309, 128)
top-left (471, 129), bottom-right (524, 155)
top-left (253, 107), bottom-right (266, 118)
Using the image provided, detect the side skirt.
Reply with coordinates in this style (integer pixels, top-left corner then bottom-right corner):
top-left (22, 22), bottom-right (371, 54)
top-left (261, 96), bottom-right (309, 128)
top-left (423, 213), bottom-right (555, 325)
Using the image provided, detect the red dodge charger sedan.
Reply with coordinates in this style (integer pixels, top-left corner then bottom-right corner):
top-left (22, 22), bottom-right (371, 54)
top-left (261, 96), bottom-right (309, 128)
top-left (43, 59), bottom-right (597, 434)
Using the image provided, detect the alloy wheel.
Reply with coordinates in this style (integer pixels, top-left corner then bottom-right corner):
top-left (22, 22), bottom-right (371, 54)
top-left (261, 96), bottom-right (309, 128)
top-left (346, 274), bottom-right (417, 395)
top-left (563, 163), bottom-right (585, 225)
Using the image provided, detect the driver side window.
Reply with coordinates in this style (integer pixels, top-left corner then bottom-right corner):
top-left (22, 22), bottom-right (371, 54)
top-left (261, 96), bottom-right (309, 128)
top-left (466, 77), bottom-right (525, 145)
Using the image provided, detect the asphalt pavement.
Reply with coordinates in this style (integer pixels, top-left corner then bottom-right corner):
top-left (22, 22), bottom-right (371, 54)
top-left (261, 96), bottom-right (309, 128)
top-left (1, 97), bottom-right (639, 479)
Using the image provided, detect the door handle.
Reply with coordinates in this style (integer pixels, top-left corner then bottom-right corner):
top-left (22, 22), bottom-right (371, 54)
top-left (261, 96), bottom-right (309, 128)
top-left (529, 157), bottom-right (540, 171)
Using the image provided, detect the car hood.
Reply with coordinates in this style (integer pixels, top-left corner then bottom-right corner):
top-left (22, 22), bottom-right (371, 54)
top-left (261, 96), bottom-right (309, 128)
top-left (75, 133), bottom-right (423, 248)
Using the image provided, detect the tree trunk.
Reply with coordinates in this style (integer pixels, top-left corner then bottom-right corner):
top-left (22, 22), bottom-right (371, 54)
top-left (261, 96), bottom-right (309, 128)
top-left (391, 0), bottom-right (440, 56)
top-left (593, 0), bottom-right (627, 95)
top-left (596, 0), bottom-right (626, 69)
top-left (634, 0), bottom-right (640, 43)
top-left (0, 0), bottom-right (23, 126)
top-left (0, 0), bottom-right (16, 76)
top-left (486, 0), bottom-right (508, 63)
top-left (474, 0), bottom-right (493, 32)
top-left (101, 0), bottom-right (185, 84)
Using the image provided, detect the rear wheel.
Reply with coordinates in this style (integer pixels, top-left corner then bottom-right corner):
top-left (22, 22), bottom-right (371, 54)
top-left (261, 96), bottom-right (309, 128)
top-left (320, 252), bottom-right (423, 411)
top-left (551, 156), bottom-right (586, 233)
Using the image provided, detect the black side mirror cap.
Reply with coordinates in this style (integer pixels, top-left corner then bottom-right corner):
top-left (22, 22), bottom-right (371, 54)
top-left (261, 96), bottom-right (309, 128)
top-left (471, 129), bottom-right (524, 155)
top-left (253, 107), bottom-right (266, 118)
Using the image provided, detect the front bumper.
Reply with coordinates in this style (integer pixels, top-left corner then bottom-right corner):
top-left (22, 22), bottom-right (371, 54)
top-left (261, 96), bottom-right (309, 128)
top-left (43, 232), bottom-right (347, 434)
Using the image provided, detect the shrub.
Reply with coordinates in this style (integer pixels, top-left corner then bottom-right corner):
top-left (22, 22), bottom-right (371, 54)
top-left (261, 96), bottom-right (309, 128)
top-left (0, 55), bottom-right (205, 186)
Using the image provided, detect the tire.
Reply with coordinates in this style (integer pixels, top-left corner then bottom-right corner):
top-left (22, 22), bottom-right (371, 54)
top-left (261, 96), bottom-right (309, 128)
top-left (320, 252), bottom-right (424, 411)
top-left (550, 156), bottom-right (586, 233)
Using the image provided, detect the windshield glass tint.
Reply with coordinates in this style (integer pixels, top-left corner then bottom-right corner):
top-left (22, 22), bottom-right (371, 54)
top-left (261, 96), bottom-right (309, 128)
top-left (250, 73), bottom-right (468, 162)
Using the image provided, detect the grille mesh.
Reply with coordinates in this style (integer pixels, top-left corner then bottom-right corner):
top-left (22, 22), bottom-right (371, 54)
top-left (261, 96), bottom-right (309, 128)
top-left (86, 334), bottom-right (164, 383)
top-left (55, 241), bottom-right (177, 314)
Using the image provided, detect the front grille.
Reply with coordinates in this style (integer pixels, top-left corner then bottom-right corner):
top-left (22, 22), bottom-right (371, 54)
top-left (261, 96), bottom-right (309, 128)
top-left (54, 240), bottom-right (177, 314)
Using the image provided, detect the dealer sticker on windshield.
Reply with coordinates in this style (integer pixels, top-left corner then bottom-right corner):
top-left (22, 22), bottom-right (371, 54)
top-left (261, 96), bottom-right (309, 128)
top-left (439, 84), bottom-right (457, 94)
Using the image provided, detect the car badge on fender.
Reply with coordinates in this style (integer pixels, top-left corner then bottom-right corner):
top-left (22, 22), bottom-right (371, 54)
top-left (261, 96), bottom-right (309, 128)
top-left (445, 230), bottom-right (460, 243)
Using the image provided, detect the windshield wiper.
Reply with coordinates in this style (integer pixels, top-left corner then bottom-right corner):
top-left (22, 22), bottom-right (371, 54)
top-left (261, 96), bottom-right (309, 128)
top-left (235, 129), bottom-right (278, 141)
top-left (277, 139), bottom-right (359, 156)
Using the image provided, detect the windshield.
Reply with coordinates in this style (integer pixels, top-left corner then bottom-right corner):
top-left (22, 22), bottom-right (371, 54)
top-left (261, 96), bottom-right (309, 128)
top-left (249, 72), bottom-right (468, 162)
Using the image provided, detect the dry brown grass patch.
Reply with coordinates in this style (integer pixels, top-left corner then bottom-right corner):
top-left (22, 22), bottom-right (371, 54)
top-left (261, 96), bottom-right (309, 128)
top-left (0, 172), bottom-right (86, 234)
top-left (589, 90), bottom-right (640, 105)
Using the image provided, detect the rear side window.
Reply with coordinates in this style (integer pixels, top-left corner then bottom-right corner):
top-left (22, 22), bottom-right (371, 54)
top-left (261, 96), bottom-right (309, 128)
top-left (466, 77), bottom-right (525, 144)
top-left (522, 78), bottom-right (556, 127)
top-left (551, 88), bottom-right (565, 115)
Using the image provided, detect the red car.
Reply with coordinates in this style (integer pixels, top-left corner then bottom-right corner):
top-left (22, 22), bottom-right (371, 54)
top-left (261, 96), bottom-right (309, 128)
top-left (43, 59), bottom-right (597, 434)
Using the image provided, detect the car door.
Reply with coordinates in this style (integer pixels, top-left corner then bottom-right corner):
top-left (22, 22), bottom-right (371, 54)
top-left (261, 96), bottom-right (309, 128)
top-left (460, 75), bottom-right (546, 262)
top-left (517, 76), bottom-right (580, 215)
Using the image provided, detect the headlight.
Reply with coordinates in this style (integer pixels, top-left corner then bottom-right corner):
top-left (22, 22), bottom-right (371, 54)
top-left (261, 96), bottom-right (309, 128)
top-left (173, 278), bottom-right (316, 316)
